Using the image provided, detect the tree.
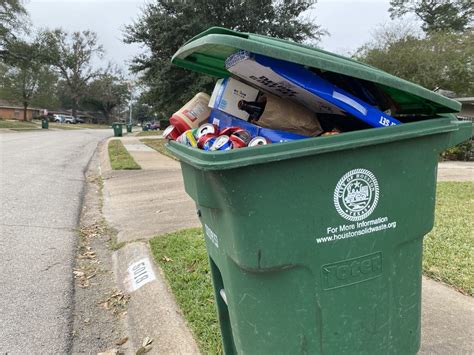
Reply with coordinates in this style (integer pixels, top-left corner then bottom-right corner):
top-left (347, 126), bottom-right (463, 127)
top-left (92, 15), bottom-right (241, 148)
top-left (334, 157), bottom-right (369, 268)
top-left (124, 0), bottom-right (325, 117)
top-left (44, 29), bottom-right (104, 117)
top-left (0, 0), bottom-right (27, 60)
top-left (83, 73), bottom-right (130, 122)
top-left (0, 37), bottom-right (57, 120)
top-left (389, 0), bottom-right (474, 33)
top-left (133, 102), bottom-right (154, 125)
top-left (354, 24), bottom-right (474, 96)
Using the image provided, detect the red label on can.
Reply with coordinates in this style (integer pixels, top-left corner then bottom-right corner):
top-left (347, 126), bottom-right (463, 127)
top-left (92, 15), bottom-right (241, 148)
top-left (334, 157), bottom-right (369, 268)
top-left (220, 126), bottom-right (240, 136)
top-left (229, 135), bottom-right (247, 148)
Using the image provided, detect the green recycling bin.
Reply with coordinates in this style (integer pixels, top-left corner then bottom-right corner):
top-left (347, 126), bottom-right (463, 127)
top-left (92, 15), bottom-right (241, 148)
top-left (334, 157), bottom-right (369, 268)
top-left (112, 122), bottom-right (123, 137)
top-left (126, 124), bottom-right (133, 133)
top-left (167, 28), bottom-right (472, 355)
top-left (41, 118), bottom-right (48, 129)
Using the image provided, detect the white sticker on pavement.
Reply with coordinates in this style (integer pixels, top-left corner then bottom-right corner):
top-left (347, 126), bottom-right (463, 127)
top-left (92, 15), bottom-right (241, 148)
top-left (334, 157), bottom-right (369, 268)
top-left (128, 258), bottom-right (156, 291)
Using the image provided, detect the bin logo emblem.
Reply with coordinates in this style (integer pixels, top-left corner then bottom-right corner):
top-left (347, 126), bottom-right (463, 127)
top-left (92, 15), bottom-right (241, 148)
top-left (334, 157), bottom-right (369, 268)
top-left (334, 168), bottom-right (379, 222)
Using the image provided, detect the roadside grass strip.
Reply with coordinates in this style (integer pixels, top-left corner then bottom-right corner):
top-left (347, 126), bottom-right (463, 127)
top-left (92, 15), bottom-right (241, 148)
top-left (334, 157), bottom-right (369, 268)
top-left (140, 138), bottom-right (178, 161)
top-left (136, 130), bottom-right (162, 137)
top-left (0, 119), bottom-right (39, 129)
top-left (423, 182), bottom-right (473, 295)
top-left (108, 140), bottom-right (141, 170)
top-left (49, 123), bottom-right (111, 130)
top-left (149, 183), bottom-right (473, 352)
top-left (149, 228), bottom-right (223, 354)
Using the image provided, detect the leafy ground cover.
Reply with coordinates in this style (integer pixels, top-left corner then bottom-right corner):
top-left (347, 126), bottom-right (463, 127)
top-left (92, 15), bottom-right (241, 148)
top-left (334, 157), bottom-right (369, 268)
top-left (108, 139), bottom-right (141, 170)
top-left (49, 122), bottom-right (111, 129)
top-left (135, 130), bottom-right (162, 137)
top-left (423, 182), bottom-right (473, 295)
top-left (0, 119), bottom-right (40, 129)
top-left (149, 229), bottom-right (222, 354)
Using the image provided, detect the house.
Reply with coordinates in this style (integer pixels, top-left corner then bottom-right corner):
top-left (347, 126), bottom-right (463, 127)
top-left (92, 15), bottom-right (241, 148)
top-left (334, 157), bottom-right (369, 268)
top-left (0, 99), bottom-right (44, 121)
top-left (455, 97), bottom-right (474, 120)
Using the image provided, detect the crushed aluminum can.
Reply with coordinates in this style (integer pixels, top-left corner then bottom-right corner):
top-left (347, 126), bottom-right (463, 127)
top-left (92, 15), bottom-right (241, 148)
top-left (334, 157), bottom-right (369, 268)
top-left (230, 129), bottom-right (251, 147)
top-left (220, 126), bottom-right (241, 136)
top-left (197, 123), bottom-right (218, 138)
top-left (177, 129), bottom-right (198, 148)
top-left (229, 135), bottom-right (247, 148)
top-left (185, 129), bottom-right (198, 147)
top-left (203, 136), bottom-right (217, 151)
top-left (198, 133), bottom-right (218, 149)
top-left (248, 136), bottom-right (269, 147)
top-left (191, 127), bottom-right (200, 139)
top-left (210, 135), bottom-right (232, 151)
top-left (162, 125), bottom-right (181, 140)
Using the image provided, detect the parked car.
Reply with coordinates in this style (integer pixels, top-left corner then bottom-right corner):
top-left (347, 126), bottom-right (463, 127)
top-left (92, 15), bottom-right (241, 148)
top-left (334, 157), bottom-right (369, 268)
top-left (75, 116), bottom-right (85, 124)
top-left (53, 114), bottom-right (65, 123)
top-left (63, 115), bottom-right (77, 124)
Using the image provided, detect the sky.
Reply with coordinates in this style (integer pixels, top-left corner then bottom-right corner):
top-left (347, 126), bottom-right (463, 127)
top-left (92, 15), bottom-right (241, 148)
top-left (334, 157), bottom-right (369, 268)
top-left (25, 0), bottom-right (406, 75)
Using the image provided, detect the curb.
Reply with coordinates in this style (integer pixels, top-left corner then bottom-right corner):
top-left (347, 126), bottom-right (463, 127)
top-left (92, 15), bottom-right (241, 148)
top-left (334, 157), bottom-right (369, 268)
top-left (113, 242), bottom-right (200, 354)
top-left (98, 141), bottom-right (201, 354)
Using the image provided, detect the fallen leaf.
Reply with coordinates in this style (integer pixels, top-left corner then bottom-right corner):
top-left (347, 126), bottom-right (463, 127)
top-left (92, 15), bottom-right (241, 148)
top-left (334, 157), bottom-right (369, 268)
top-left (78, 251), bottom-right (97, 259)
top-left (142, 337), bottom-right (153, 347)
top-left (161, 256), bottom-right (173, 262)
top-left (115, 337), bottom-right (128, 345)
top-left (98, 349), bottom-right (119, 355)
top-left (84, 318), bottom-right (90, 324)
top-left (135, 337), bottom-right (153, 355)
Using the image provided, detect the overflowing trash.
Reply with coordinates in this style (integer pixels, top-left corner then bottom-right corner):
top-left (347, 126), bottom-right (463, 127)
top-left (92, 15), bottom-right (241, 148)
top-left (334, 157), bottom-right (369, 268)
top-left (164, 50), bottom-right (404, 151)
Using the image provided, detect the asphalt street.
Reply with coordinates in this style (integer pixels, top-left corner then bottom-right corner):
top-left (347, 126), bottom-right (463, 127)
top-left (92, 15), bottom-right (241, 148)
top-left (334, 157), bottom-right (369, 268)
top-left (0, 129), bottom-right (111, 353)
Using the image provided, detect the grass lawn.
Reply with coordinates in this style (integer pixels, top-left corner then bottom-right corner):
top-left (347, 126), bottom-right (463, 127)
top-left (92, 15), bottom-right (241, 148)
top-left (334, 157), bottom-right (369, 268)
top-left (136, 130), bottom-right (162, 137)
top-left (0, 119), bottom-right (40, 130)
top-left (423, 182), bottom-right (473, 295)
top-left (49, 122), bottom-right (111, 130)
top-left (150, 229), bottom-right (222, 354)
top-left (149, 182), bottom-right (473, 352)
top-left (108, 139), bottom-right (141, 170)
top-left (140, 138), bottom-right (178, 160)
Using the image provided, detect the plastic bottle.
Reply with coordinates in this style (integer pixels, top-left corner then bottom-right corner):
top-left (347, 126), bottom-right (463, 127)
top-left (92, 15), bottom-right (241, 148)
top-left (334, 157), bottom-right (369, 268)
top-left (170, 92), bottom-right (211, 134)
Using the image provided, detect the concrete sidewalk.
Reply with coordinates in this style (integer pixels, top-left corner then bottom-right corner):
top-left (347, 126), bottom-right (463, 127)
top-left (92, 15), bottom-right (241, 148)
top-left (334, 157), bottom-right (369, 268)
top-left (102, 136), bottom-right (199, 244)
top-left (437, 161), bottom-right (473, 181)
top-left (100, 136), bottom-right (200, 354)
top-left (102, 137), bottom-right (473, 354)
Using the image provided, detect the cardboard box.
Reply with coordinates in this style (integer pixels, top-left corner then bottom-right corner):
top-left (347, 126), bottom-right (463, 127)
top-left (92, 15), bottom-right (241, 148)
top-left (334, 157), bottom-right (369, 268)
top-left (225, 51), bottom-right (400, 128)
top-left (208, 77), bottom-right (260, 121)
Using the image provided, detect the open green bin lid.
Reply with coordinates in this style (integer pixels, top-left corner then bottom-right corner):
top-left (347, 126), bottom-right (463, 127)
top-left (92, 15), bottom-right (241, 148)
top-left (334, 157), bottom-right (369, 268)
top-left (172, 27), bottom-right (461, 116)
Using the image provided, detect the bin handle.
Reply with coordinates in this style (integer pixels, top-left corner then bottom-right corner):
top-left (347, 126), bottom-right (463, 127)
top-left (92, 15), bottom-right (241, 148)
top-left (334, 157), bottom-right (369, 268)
top-left (441, 120), bottom-right (472, 150)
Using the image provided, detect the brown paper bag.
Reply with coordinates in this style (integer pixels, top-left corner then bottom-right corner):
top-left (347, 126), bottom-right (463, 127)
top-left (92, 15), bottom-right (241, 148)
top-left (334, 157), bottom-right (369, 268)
top-left (256, 93), bottom-right (323, 137)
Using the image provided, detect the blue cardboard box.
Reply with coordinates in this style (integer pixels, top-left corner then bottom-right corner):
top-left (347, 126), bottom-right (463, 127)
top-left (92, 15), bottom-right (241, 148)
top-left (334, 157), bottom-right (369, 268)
top-left (225, 51), bottom-right (401, 128)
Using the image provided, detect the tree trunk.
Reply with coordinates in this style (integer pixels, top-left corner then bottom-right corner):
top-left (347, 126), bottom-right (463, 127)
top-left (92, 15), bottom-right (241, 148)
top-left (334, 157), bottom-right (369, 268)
top-left (23, 102), bottom-right (28, 121)
top-left (72, 96), bottom-right (78, 118)
top-left (104, 111), bottom-right (111, 125)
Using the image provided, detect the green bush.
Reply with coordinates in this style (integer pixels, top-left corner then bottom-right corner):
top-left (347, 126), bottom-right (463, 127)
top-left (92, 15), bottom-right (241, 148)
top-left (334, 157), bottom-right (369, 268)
top-left (441, 140), bottom-right (472, 161)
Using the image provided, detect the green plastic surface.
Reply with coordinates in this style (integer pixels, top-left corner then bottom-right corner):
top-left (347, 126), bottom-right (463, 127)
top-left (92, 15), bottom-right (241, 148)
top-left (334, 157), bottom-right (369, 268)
top-left (172, 27), bottom-right (461, 115)
top-left (170, 118), bottom-right (470, 354)
top-left (112, 123), bottom-right (123, 137)
top-left (169, 27), bottom-right (473, 355)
